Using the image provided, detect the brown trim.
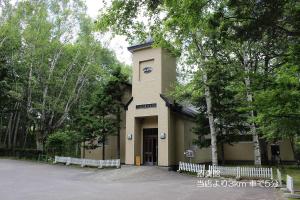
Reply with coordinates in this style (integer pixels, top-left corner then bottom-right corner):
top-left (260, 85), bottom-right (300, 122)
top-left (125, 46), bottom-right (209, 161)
top-left (127, 41), bottom-right (154, 53)
top-left (124, 97), bottom-right (133, 110)
top-left (160, 94), bottom-right (197, 119)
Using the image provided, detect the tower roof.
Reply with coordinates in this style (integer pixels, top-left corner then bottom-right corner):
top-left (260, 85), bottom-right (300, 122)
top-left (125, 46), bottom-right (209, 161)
top-left (127, 37), bottom-right (154, 53)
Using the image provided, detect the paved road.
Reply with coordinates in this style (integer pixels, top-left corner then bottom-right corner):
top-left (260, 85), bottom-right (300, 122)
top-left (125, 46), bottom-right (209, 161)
top-left (0, 159), bottom-right (282, 200)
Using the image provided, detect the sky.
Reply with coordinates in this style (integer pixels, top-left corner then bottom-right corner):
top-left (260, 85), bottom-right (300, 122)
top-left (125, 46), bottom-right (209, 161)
top-left (85, 0), bottom-right (132, 65)
top-left (7, 0), bottom-right (132, 64)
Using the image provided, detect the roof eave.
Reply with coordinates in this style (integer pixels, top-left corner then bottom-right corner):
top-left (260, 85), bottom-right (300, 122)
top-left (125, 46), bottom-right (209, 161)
top-left (127, 41), bottom-right (154, 53)
top-left (160, 94), bottom-right (198, 119)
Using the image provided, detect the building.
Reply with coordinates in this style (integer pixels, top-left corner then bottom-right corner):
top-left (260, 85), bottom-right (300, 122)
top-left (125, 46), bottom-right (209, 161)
top-left (82, 40), bottom-right (295, 166)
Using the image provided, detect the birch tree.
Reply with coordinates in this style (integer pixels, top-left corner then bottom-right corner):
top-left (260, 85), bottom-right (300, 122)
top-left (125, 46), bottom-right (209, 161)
top-left (0, 0), bottom-right (127, 151)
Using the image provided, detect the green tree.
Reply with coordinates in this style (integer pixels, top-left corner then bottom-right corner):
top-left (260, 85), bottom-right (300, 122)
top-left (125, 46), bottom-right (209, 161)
top-left (73, 66), bottom-right (129, 159)
top-left (254, 45), bottom-right (300, 159)
top-left (0, 0), bottom-right (129, 154)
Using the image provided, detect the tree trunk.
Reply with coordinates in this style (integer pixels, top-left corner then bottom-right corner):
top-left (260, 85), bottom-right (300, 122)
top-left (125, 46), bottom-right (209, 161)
top-left (27, 64), bottom-right (32, 114)
top-left (23, 127), bottom-right (29, 149)
top-left (117, 109), bottom-right (121, 159)
top-left (82, 142), bottom-right (85, 159)
top-left (244, 61), bottom-right (261, 166)
top-left (0, 111), bottom-right (3, 145)
top-left (36, 131), bottom-right (44, 151)
top-left (6, 112), bottom-right (14, 149)
top-left (192, 36), bottom-right (218, 165)
top-left (102, 140), bottom-right (105, 160)
top-left (203, 72), bottom-right (218, 165)
top-left (12, 111), bottom-right (20, 150)
top-left (260, 139), bottom-right (269, 165)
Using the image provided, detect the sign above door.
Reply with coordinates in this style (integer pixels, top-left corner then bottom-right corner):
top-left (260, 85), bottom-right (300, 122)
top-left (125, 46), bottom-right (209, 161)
top-left (136, 103), bottom-right (157, 109)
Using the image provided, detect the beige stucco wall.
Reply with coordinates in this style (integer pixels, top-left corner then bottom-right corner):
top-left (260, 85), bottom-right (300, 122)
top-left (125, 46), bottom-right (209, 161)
top-left (158, 107), bottom-right (171, 166)
top-left (82, 135), bottom-right (118, 160)
top-left (186, 119), bottom-right (212, 163)
top-left (125, 104), bottom-right (135, 164)
top-left (119, 109), bottom-right (126, 163)
top-left (224, 142), bottom-right (254, 161)
top-left (175, 116), bottom-right (185, 163)
top-left (161, 49), bottom-right (177, 94)
top-left (224, 139), bottom-right (294, 161)
top-left (168, 111), bottom-right (176, 165)
top-left (173, 113), bottom-right (211, 164)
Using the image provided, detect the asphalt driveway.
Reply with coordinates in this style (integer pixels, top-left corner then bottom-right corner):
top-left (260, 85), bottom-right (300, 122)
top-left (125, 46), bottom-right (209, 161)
top-left (0, 159), bottom-right (282, 200)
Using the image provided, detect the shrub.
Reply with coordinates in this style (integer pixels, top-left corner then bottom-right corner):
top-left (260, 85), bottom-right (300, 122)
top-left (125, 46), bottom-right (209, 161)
top-left (45, 130), bottom-right (81, 157)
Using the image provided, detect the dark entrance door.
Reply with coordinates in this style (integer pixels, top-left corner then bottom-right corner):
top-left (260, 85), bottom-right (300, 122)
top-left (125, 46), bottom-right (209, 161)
top-left (143, 128), bottom-right (158, 166)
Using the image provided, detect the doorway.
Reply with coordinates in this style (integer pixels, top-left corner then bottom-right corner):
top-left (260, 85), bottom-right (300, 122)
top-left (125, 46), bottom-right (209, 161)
top-left (143, 128), bottom-right (158, 165)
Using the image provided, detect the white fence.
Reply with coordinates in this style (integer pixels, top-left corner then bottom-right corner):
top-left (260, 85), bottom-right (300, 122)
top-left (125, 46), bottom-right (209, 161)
top-left (54, 156), bottom-right (120, 169)
top-left (277, 169), bottom-right (282, 187)
top-left (178, 161), bottom-right (205, 174)
top-left (208, 165), bottom-right (273, 179)
top-left (287, 175), bottom-right (294, 194)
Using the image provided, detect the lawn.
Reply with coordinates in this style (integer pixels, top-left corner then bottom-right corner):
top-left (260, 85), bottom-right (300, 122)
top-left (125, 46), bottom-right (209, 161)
top-left (279, 166), bottom-right (300, 191)
top-left (277, 166), bottom-right (300, 199)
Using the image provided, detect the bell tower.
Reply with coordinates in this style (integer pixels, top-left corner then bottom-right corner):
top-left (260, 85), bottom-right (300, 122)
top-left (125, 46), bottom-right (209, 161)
top-left (126, 40), bottom-right (177, 166)
top-left (128, 40), bottom-right (177, 103)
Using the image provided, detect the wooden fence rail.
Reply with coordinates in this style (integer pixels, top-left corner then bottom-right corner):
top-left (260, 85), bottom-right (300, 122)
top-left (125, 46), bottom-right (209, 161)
top-left (54, 156), bottom-right (120, 169)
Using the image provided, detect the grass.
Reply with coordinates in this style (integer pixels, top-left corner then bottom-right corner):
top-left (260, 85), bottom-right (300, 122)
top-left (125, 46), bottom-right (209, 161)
top-left (276, 166), bottom-right (300, 200)
top-left (279, 166), bottom-right (300, 190)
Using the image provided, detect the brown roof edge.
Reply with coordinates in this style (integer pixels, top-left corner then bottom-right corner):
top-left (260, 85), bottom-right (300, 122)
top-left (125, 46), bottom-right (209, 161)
top-left (124, 97), bottom-right (133, 110)
top-left (159, 94), bottom-right (198, 119)
top-left (127, 41), bottom-right (154, 53)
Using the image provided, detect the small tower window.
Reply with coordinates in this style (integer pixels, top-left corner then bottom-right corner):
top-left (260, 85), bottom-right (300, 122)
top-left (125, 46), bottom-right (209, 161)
top-left (139, 59), bottom-right (154, 81)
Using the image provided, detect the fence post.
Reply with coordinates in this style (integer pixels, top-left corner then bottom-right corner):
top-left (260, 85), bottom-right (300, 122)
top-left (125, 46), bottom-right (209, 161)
top-left (66, 157), bottom-right (71, 165)
top-left (98, 160), bottom-right (103, 169)
top-left (117, 159), bottom-right (120, 168)
top-left (81, 159), bottom-right (86, 167)
top-left (54, 156), bottom-right (58, 164)
top-left (237, 167), bottom-right (240, 179)
top-left (177, 161), bottom-right (181, 172)
top-left (277, 169), bottom-right (282, 187)
top-left (270, 168), bottom-right (273, 180)
top-left (287, 175), bottom-right (294, 194)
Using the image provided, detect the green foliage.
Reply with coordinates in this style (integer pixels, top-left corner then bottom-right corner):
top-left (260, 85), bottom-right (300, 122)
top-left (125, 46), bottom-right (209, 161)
top-left (71, 65), bottom-right (129, 158)
top-left (45, 130), bottom-right (81, 157)
top-left (0, 0), bottom-right (129, 153)
top-left (255, 45), bottom-right (300, 140)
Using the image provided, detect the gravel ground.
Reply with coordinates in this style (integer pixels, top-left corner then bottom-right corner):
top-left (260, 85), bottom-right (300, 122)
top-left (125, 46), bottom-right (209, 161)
top-left (0, 159), bottom-right (283, 200)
